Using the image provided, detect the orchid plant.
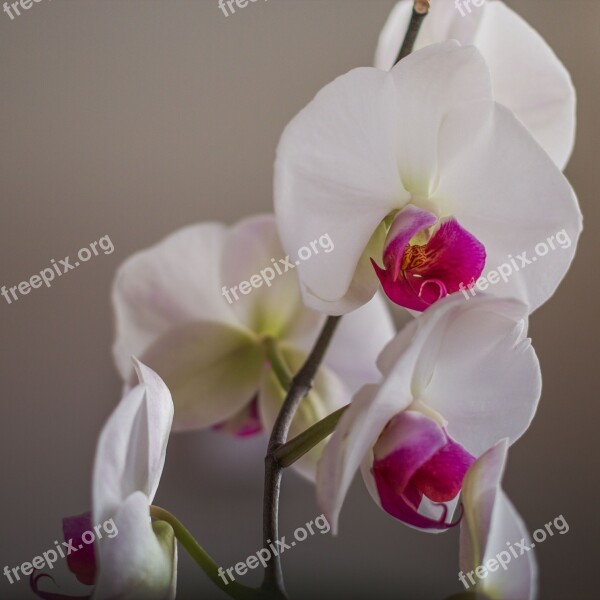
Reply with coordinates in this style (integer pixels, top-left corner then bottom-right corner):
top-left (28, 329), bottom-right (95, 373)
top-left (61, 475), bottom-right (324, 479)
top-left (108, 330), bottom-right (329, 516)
top-left (34, 1), bottom-right (582, 599)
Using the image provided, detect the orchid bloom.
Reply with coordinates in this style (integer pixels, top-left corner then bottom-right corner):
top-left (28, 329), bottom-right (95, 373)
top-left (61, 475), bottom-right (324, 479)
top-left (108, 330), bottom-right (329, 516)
top-left (274, 42), bottom-right (581, 315)
top-left (459, 439), bottom-right (537, 600)
top-left (375, 0), bottom-right (575, 170)
top-left (112, 214), bottom-right (395, 478)
top-left (34, 360), bottom-right (177, 600)
top-left (317, 294), bottom-right (541, 534)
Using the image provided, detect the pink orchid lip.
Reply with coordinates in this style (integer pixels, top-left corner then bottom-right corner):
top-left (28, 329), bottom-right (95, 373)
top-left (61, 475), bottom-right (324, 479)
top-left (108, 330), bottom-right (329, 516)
top-left (371, 205), bottom-right (486, 311)
top-left (371, 410), bottom-right (475, 530)
top-left (31, 512), bottom-right (95, 599)
top-left (212, 396), bottom-right (262, 438)
top-left (62, 512), bottom-right (97, 586)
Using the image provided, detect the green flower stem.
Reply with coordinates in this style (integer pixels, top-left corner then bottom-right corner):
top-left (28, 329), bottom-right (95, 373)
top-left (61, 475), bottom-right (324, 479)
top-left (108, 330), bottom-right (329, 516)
top-left (263, 337), bottom-right (293, 391)
top-left (150, 505), bottom-right (262, 600)
top-left (274, 405), bottom-right (348, 468)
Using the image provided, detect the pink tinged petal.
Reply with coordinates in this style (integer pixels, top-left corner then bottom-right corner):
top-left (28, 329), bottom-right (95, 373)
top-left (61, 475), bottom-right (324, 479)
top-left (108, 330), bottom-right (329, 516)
top-left (212, 396), bottom-right (262, 438)
top-left (62, 513), bottom-right (96, 586)
top-left (372, 206), bottom-right (485, 311)
top-left (371, 411), bottom-right (474, 530)
top-left (460, 440), bottom-right (538, 600)
top-left (111, 223), bottom-right (239, 381)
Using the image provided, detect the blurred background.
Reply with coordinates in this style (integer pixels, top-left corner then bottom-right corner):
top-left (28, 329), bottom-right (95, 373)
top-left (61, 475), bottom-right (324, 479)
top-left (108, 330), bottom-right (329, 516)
top-left (1, 1), bottom-right (598, 598)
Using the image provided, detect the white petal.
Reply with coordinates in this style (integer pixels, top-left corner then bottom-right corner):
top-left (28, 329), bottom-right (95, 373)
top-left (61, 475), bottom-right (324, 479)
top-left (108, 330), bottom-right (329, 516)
top-left (389, 41), bottom-right (492, 197)
top-left (460, 440), bottom-right (537, 600)
top-left (274, 67), bottom-right (404, 313)
top-left (112, 224), bottom-right (239, 380)
top-left (370, 294), bottom-right (540, 457)
top-left (93, 491), bottom-right (177, 600)
top-left (138, 321), bottom-right (264, 432)
top-left (322, 293), bottom-right (395, 394)
top-left (259, 347), bottom-right (347, 481)
top-left (375, 1), bottom-right (575, 169)
top-left (93, 362), bottom-right (173, 529)
top-left (475, 2), bottom-right (575, 169)
top-left (435, 100), bottom-right (582, 313)
top-left (416, 295), bottom-right (540, 456)
top-left (220, 214), bottom-right (308, 337)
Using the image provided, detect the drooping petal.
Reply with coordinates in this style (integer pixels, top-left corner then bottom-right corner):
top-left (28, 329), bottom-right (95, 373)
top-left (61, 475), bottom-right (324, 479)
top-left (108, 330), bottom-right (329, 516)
top-left (317, 380), bottom-right (412, 533)
top-left (93, 491), bottom-right (177, 600)
top-left (370, 410), bottom-right (473, 530)
top-left (434, 100), bottom-right (581, 313)
top-left (460, 440), bottom-right (537, 600)
top-left (92, 361), bottom-right (173, 527)
top-left (62, 513), bottom-right (96, 586)
top-left (259, 346), bottom-right (347, 480)
top-left (372, 206), bottom-right (485, 311)
top-left (375, 0), bottom-right (575, 169)
top-left (136, 321), bottom-right (264, 432)
top-left (112, 224), bottom-right (240, 381)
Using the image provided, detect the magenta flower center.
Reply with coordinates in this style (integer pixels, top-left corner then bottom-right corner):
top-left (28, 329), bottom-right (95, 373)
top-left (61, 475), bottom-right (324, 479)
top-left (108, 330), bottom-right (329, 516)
top-left (371, 205), bottom-right (485, 311)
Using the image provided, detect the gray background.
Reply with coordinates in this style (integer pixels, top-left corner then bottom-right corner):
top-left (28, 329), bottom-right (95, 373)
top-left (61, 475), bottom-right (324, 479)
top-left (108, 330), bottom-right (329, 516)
top-left (1, 1), bottom-right (598, 598)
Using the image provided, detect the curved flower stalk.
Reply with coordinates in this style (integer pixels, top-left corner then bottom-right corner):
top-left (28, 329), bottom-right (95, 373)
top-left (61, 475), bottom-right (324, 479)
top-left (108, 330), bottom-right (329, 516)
top-left (33, 360), bottom-right (177, 600)
top-left (317, 294), bottom-right (541, 533)
top-left (112, 214), bottom-right (395, 479)
top-left (459, 439), bottom-right (537, 600)
top-left (375, 0), bottom-right (576, 170)
top-left (274, 42), bottom-right (581, 315)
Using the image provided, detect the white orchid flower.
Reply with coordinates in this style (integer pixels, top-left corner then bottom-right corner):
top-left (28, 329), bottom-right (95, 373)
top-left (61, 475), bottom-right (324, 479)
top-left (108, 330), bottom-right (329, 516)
top-left (375, 0), bottom-right (576, 170)
top-left (33, 361), bottom-right (177, 600)
top-left (274, 42), bottom-right (581, 315)
top-left (91, 359), bottom-right (177, 599)
top-left (459, 439), bottom-right (537, 600)
top-left (317, 294), bottom-right (541, 534)
top-left (112, 214), bottom-right (395, 479)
